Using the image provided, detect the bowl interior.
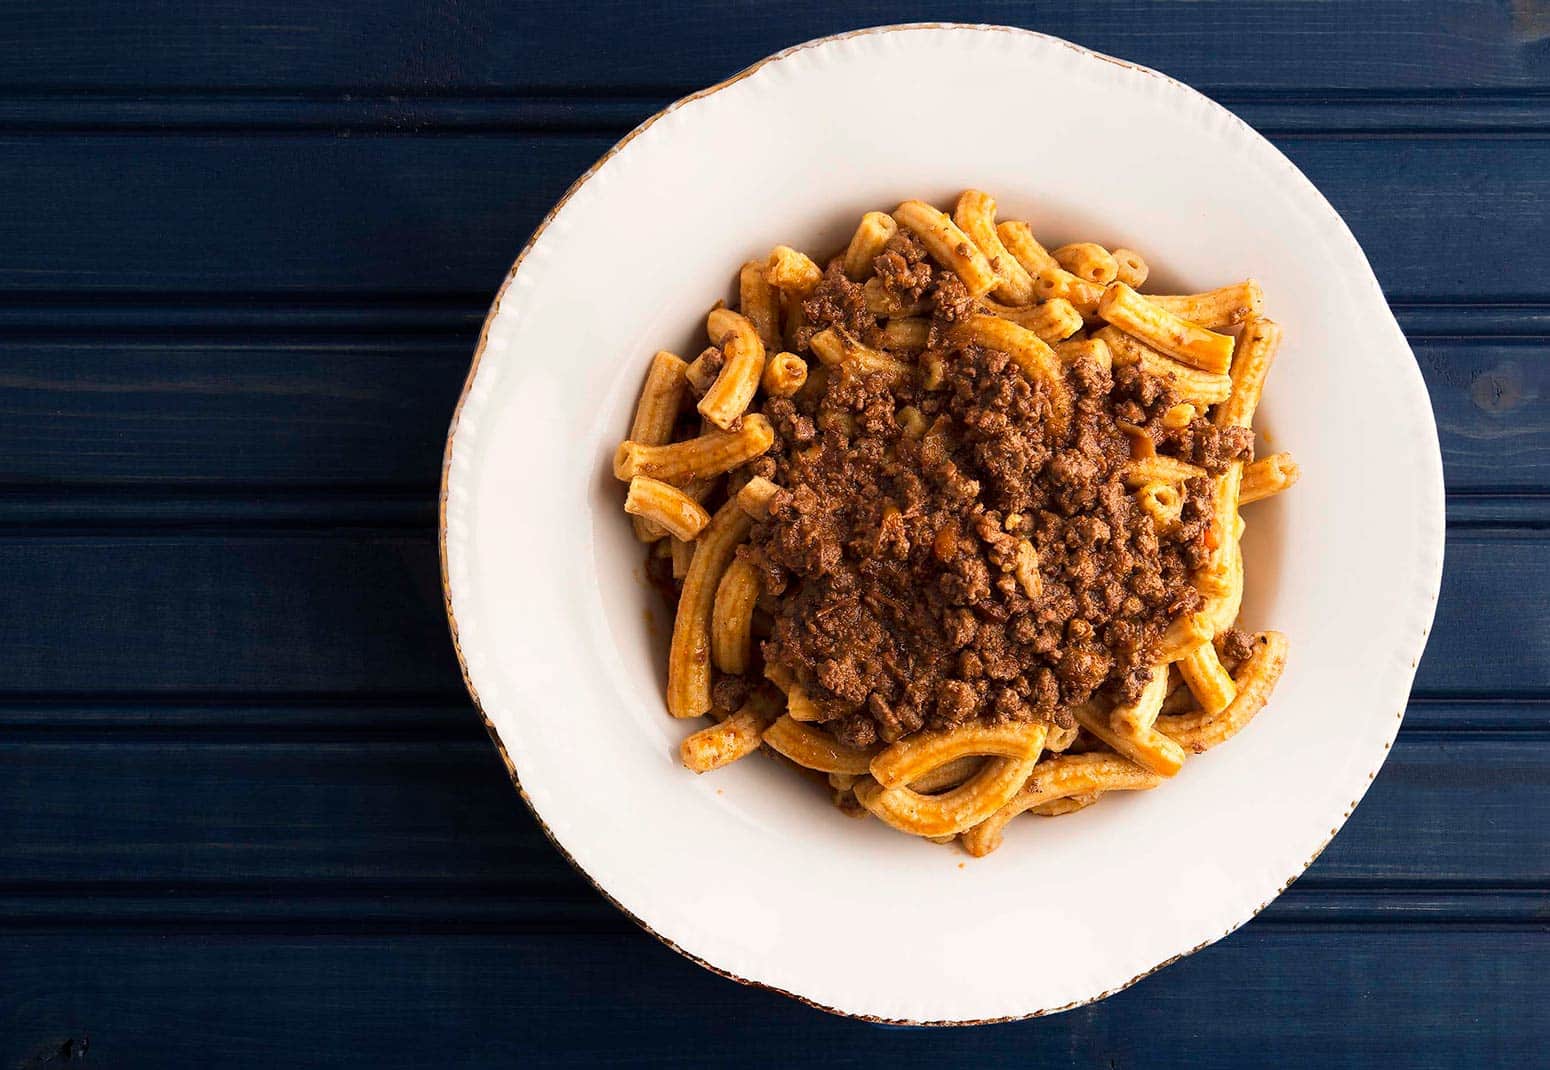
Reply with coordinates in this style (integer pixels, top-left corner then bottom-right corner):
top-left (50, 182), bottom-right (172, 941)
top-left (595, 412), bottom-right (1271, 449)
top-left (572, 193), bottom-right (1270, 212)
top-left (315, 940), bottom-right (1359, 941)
top-left (443, 25), bottom-right (1442, 1023)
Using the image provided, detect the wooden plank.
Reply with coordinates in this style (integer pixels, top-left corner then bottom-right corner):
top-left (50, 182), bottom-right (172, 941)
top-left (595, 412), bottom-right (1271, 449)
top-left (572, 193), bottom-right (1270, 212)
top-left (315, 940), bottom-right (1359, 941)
top-left (0, 534), bottom-right (463, 696)
top-left (0, 135), bottom-right (1545, 300)
top-left (1421, 341), bottom-right (1550, 493)
top-left (0, 928), bottom-right (1542, 1068)
top-left (0, 528), bottom-right (1534, 697)
top-left (1421, 530), bottom-right (1550, 695)
top-left (0, 732), bottom-right (1542, 889)
top-left (4, 95), bottom-right (1550, 137)
top-left (0, 339), bottom-right (470, 488)
top-left (0, 337), bottom-right (1542, 492)
top-left (0, 1), bottom-right (1540, 93)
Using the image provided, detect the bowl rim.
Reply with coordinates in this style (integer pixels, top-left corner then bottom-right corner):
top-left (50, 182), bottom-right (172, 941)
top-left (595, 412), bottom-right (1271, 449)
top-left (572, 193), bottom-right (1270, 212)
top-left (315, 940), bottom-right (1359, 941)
top-left (438, 21), bottom-right (1445, 1025)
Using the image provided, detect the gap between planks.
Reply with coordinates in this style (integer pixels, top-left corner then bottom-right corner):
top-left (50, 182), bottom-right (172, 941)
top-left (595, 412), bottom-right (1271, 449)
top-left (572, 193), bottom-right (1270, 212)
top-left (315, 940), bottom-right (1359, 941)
top-left (0, 91), bottom-right (1546, 135)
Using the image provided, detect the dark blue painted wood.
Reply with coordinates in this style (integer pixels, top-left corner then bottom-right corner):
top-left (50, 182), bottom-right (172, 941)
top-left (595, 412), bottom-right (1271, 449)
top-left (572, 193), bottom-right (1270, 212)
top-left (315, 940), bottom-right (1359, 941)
top-left (0, 2), bottom-right (1545, 1064)
top-left (0, 527), bottom-right (1534, 697)
top-left (0, 134), bottom-right (1546, 300)
top-left (0, 336), bottom-right (1542, 492)
top-left (0, 930), bottom-right (1544, 1069)
top-left (0, 731), bottom-right (1543, 891)
top-left (1, 1), bottom-right (1545, 93)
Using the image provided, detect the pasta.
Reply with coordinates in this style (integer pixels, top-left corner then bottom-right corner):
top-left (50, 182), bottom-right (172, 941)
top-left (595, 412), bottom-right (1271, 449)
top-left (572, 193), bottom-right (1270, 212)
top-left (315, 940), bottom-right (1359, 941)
top-left (615, 190), bottom-right (1296, 855)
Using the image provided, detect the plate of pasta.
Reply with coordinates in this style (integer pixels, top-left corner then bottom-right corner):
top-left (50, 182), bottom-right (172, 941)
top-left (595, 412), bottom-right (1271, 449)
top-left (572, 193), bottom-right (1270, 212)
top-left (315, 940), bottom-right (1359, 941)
top-left (440, 24), bottom-right (1444, 1024)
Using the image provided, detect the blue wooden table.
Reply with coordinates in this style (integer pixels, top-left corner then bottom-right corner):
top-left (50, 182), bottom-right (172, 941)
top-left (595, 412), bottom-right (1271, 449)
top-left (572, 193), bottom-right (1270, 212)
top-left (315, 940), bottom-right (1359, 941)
top-left (1, 3), bottom-right (1545, 1065)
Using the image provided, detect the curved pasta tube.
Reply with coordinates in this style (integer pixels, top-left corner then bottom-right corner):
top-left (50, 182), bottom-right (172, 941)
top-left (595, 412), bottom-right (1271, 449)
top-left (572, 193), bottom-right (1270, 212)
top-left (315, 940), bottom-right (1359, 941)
top-left (869, 721), bottom-right (1049, 789)
top-left (1214, 314), bottom-right (1282, 430)
top-left (961, 753), bottom-right (1163, 857)
top-left (765, 245), bottom-right (823, 297)
top-left (853, 749), bottom-right (1041, 838)
top-left (1054, 336), bottom-right (1112, 374)
top-left (1156, 632), bottom-right (1288, 753)
top-left (739, 260), bottom-right (783, 352)
top-left (808, 327), bottom-right (913, 383)
top-left (679, 700), bottom-right (773, 773)
top-left (1029, 792), bottom-right (1099, 817)
top-left (1111, 248), bottom-right (1149, 289)
top-left (977, 296), bottom-right (1084, 343)
top-left (879, 316), bottom-right (930, 353)
top-left (710, 556), bottom-right (760, 674)
top-left (1099, 282), bottom-right (1236, 375)
top-left (1240, 452), bottom-right (1300, 504)
top-left (996, 221), bottom-right (1105, 314)
top-left (666, 500), bottom-right (753, 718)
top-left (1122, 455), bottom-right (1208, 488)
top-left (1177, 640), bottom-right (1237, 718)
top-left (1095, 326), bottom-right (1232, 407)
top-left (699, 309), bottom-right (767, 430)
top-left (862, 277), bottom-right (932, 316)
top-left (893, 199), bottom-right (1000, 298)
top-left (951, 314), bottom-right (1070, 435)
top-left (614, 414), bottom-right (773, 485)
top-left (626, 351), bottom-right (690, 541)
top-left (761, 714), bottom-right (878, 774)
top-left (904, 755), bottom-right (984, 794)
top-left (1156, 610), bottom-right (1212, 663)
top-left (1110, 665), bottom-right (1170, 736)
top-left (1197, 461), bottom-right (1243, 601)
top-left (734, 475), bottom-right (781, 520)
top-left (1148, 281), bottom-right (1264, 330)
top-left (842, 211), bottom-right (898, 281)
top-left (952, 190), bottom-right (1037, 303)
top-left (760, 351), bottom-right (808, 397)
top-left (1072, 694), bottom-right (1184, 778)
top-left (1052, 242), bottom-right (1118, 285)
top-left (624, 476), bottom-right (711, 542)
top-left (1135, 481), bottom-right (1184, 532)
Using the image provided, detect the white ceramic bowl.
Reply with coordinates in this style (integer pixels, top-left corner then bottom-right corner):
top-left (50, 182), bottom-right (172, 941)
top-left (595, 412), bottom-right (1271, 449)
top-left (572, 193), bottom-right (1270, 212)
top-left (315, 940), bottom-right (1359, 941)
top-left (440, 24), bottom-right (1444, 1024)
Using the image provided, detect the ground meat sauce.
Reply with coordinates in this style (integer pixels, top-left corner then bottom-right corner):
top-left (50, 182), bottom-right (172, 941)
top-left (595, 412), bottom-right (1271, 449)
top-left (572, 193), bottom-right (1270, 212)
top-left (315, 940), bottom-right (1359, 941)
top-left (659, 247), bottom-right (1252, 749)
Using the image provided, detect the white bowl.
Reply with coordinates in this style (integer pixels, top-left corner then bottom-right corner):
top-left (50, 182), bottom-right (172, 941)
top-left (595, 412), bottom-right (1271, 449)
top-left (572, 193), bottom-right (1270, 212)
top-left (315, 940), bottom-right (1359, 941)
top-left (440, 24), bottom-right (1444, 1024)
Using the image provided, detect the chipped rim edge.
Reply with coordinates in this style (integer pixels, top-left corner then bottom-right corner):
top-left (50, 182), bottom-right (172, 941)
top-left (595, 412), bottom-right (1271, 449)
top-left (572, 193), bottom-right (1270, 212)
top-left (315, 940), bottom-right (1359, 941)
top-left (437, 22), bottom-right (1446, 1026)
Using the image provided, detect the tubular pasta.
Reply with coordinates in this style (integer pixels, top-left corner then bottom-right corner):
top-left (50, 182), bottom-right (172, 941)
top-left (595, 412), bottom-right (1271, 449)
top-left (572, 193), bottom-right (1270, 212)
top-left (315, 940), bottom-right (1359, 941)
top-left (1095, 325), bottom-right (1233, 406)
top-left (894, 198), bottom-right (1000, 298)
top-left (978, 296), bottom-right (1084, 343)
top-left (1099, 282), bottom-right (1235, 375)
top-left (1052, 242), bottom-right (1118, 285)
top-left (1157, 632), bottom-right (1288, 753)
top-left (680, 700), bottom-right (774, 773)
top-left (869, 721), bottom-right (1049, 790)
top-left (952, 314), bottom-right (1070, 434)
top-left (699, 309), bottom-right (767, 430)
top-left (710, 556), bottom-right (760, 675)
top-left (739, 260), bottom-right (783, 352)
top-left (762, 714), bottom-right (878, 774)
top-left (853, 750), bottom-right (1042, 838)
top-left (1241, 452), bottom-right (1300, 504)
top-left (843, 211), bottom-right (898, 281)
top-left (614, 414), bottom-right (773, 485)
top-left (626, 350), bottom-right (690, 541)
top-left (953, 189), bottom-right (1037, 303)
top-left (1148, 281), bottom-right (1264, 330)
top-left (624, 476), bottom-right (711, 542)
top-left (961, 753), bottom-right (1162, 857)
top-left (666, 499), bottom-right (753, 718)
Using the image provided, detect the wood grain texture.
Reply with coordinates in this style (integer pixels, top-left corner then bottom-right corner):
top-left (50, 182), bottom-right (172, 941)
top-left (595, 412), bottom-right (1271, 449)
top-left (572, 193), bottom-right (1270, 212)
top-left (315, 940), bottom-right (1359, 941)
top-left (0, 930), bottom-right (1543, 1069)
top-left (0, 732), bottom-right (1543, 891)
top-left (0, 337), bottom-right (1543, 491)
top-left (0, 2), bottom-right (1546, 1060)
top-left (0, 134), bottom-right (1545, 299)
top-left (0, 528), bottom-right (1532, 696)
top-left (0, 1), bottom-right (1544, 92)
